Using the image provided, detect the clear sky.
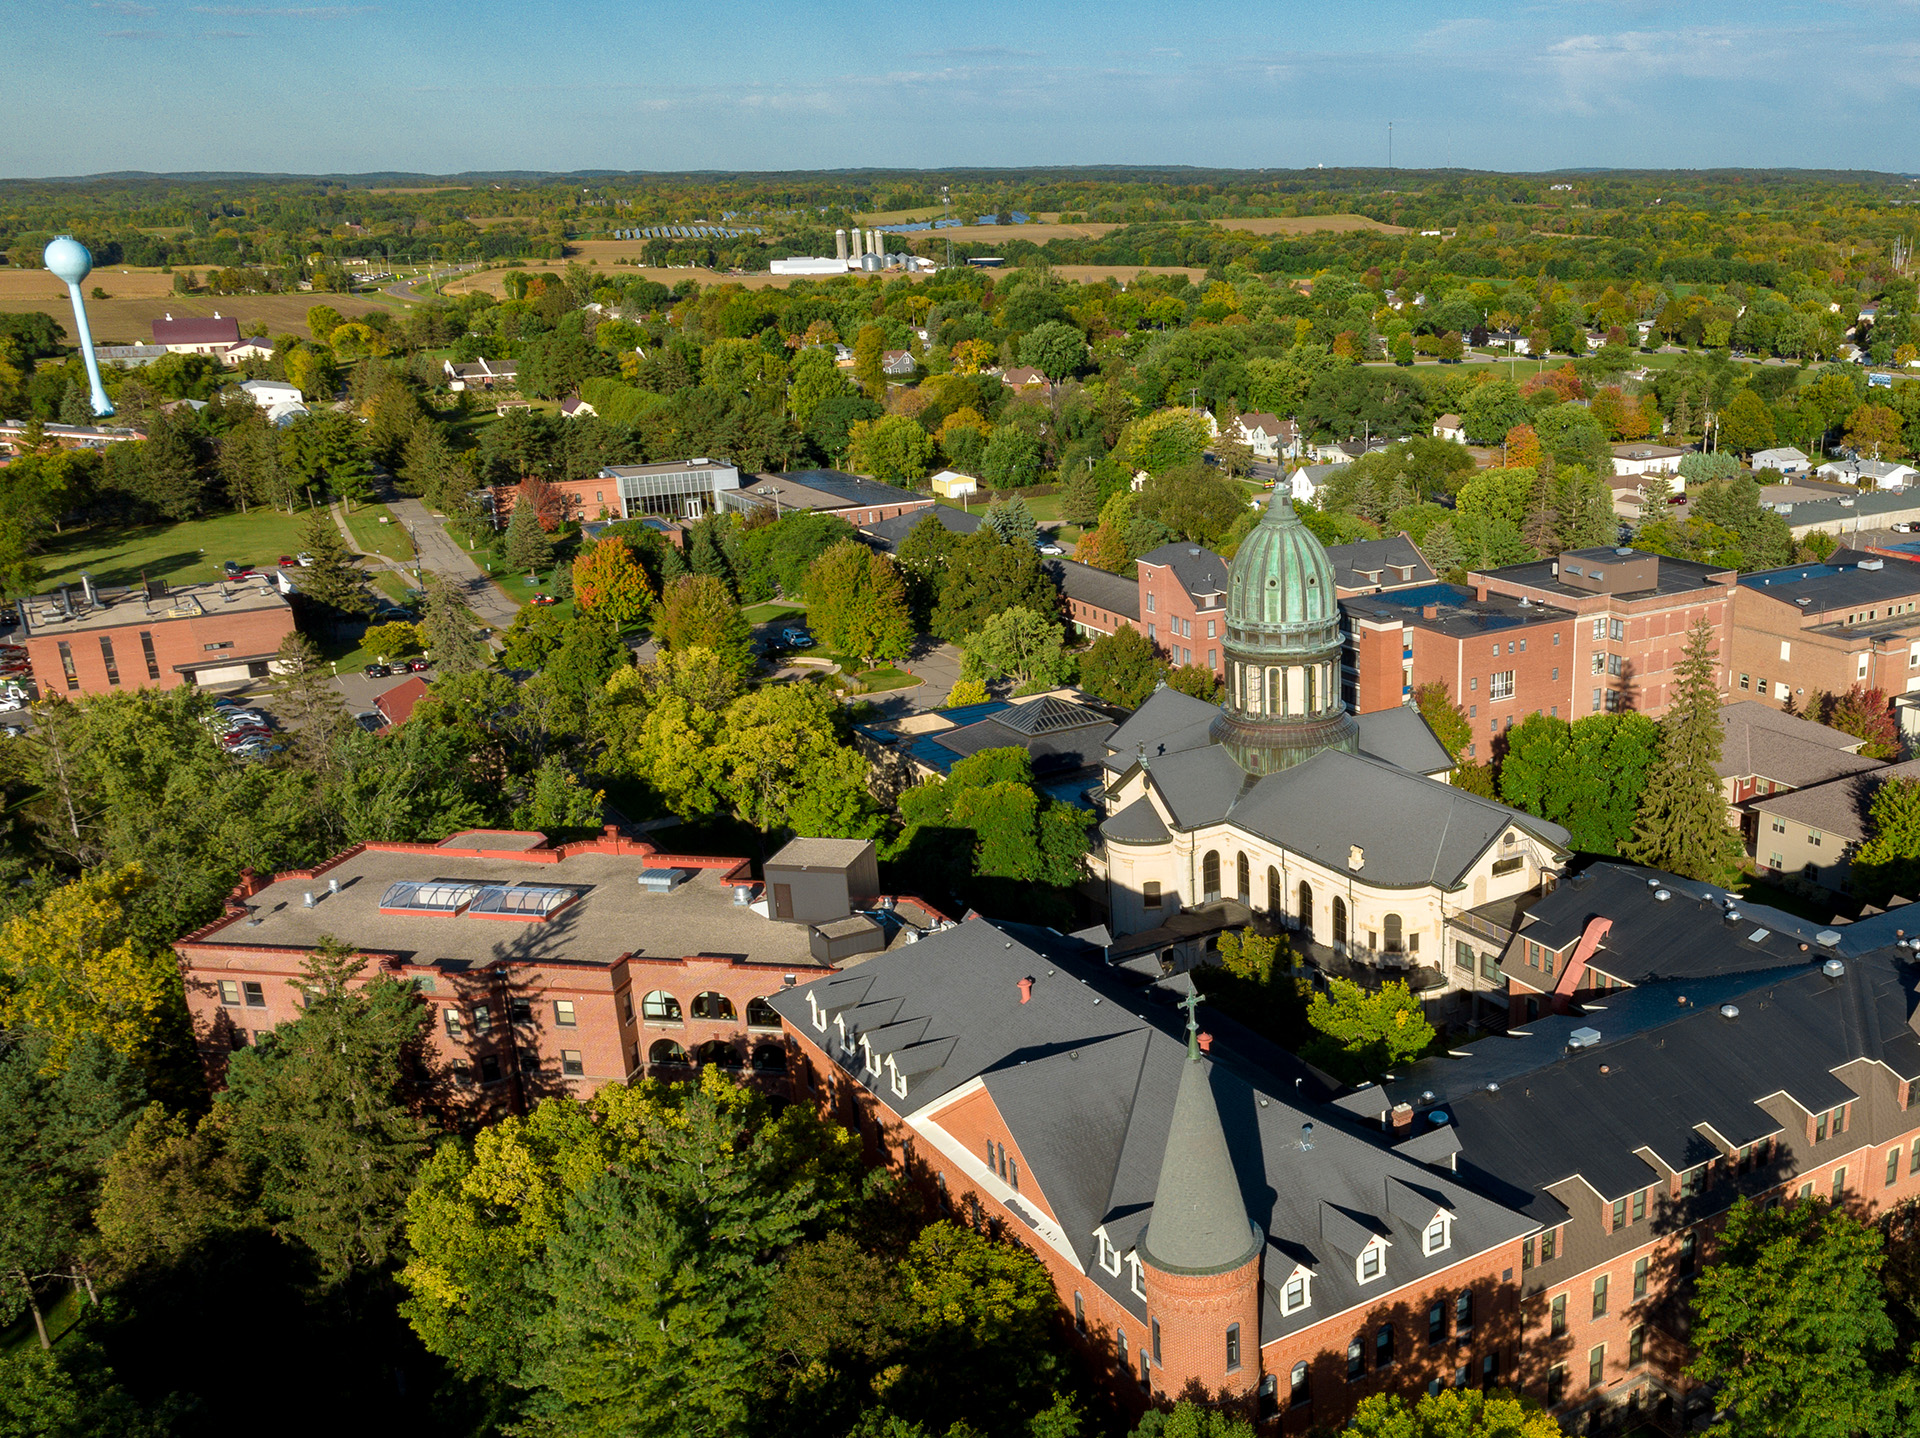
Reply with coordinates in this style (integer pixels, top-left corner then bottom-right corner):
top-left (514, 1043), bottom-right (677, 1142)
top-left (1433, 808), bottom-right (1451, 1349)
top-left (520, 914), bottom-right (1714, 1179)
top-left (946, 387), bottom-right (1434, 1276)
top-left (4, 0), bottom-right (1917, 177)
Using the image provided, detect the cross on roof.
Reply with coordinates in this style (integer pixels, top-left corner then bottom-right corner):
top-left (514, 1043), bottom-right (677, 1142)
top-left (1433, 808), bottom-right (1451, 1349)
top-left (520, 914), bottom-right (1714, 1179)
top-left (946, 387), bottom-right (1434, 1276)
top-left (1179, 988), bottom-right (1203, 1059)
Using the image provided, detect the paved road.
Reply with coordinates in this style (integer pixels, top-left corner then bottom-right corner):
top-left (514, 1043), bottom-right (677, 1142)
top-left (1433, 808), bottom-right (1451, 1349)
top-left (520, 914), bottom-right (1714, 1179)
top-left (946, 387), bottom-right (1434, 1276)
top-left (384, 496), bottom-right (522, 633)
top-left (380, 264), bottom-right (477, 303)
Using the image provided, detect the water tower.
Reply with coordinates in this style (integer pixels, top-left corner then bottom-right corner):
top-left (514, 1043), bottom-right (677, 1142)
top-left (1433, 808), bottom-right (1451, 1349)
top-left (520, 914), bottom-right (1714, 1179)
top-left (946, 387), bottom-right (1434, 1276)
top-left (43, 236), bottom-right (114, 418)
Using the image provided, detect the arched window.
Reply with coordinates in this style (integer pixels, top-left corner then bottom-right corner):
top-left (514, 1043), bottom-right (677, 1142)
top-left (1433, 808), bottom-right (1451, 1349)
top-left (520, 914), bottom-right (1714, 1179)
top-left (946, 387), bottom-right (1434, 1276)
top-left (1298, 881), bottom-right (1313, 937)
top-left (751, 1044), bottom-right (788, 1073)
top-left (745, 996), bottom-right (780, 1027)
top-left (1290, 1361), bottom-right (1310, 1407)
top-left (1267, 865), bottom-right (1281, 914)
top-left (1384, 913), bottom-right (1404, 953)
top-left (641, 990), bottom-right (681, 1022)
top-left (690, 992), bottom-right (736, 1021)
top-left (1236, 853), bottom-right (1250, 905)
top-left (1375, 1323), bottom-right (1395, 1369)
top-left (649, 1039), bottom-right (688, 1065)
top-left (1333, 896), bottom-right (1348, 946)
top-left (694, 1038), bottom-right (739, 1067)
top-left (1202, 851), bottom-right (1221, 902)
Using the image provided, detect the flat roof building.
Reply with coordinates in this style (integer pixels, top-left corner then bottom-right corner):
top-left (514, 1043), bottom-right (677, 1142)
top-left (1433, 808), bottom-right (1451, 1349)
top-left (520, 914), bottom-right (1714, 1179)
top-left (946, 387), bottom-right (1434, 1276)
top-left (17, 576), bottom-right (296, 694)
top-left (1731, 549), bottom-right (1920, 709)
top-left (725, 469), bottom-right (933, 529)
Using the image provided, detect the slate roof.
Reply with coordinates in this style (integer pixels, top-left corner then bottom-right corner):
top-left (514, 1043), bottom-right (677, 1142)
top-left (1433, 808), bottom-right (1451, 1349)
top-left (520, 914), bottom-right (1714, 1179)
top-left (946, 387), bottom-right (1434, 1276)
top-left (1323, 535), bottom-right (1435, 592)
top-left (1352, 707), bottom-right (1452, 776)
top-left (1104, 796), bottom-right (1171, 844)
top-left (1103, 686), bottom-right (1224, 771)
top-left (1139, 543), bottom-right (1231, 605)
top-left (767, 918), bottom-right (1534, 1338)
top-left (1045, 557), bottom-right (1140, 621)
top-left (1752, 759), bottom-right (1920, 842)
top-left (1716, 700), bottom-right (1878, 788)
top-left (861, 505), bottom-right (983, 550)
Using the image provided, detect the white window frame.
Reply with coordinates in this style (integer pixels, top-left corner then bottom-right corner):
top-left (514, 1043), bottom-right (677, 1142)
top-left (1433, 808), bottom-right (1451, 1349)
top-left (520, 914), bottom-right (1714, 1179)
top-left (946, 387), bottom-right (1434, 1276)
top-left (807, 992), bottom-right (826, 1031)
top-left (1423, 1211), bottom-right (1453, 1256)
top-left (1096, 1228), bottom-right (1122, 1275)
top-left (1127, 1251), bottom-right (1146, 1299)
top-left (1279, 1265), bottom-right (1314, 1316)
top-left (1357, 1237), bottom-right (1387, 1284)
top-left (1490, 670), bottom-right (1515, 701)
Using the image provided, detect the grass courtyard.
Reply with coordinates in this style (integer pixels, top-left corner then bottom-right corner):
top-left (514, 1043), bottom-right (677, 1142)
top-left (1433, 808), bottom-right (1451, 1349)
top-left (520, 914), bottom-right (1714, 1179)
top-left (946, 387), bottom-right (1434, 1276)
top-left (31, 507), bottom-right (323, 591)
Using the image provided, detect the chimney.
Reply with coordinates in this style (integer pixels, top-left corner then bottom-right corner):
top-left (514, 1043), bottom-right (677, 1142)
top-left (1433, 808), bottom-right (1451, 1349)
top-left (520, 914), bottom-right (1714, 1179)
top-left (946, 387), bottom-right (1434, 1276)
top-left (1197, 1031), bottom-right (1213, 1053)
top-left (1422, 604), bottom-right (1439, 618)
top-left (1391, 1102), bottom-right (1415, 1131)
top-left (80, 572), bottom-right (96, 608)
top-left (1018, 976), bottom-right (1034, 1004)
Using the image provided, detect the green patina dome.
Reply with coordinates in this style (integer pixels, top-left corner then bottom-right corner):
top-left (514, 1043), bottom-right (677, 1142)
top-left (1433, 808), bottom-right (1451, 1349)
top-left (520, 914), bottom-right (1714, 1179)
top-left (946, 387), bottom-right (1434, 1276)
top-left (1224, 496), bottom-right (1341, 655)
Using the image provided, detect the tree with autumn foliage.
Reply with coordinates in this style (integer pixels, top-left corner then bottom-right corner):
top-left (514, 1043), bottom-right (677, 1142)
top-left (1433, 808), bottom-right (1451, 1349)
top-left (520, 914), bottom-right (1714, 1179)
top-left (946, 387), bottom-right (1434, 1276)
top-left (1845, 403), bottom-right (1907, 460)
top-left (1503, 424), bottom-right (1543, 470)
top-left (572, 538), bottom-right (655, 633)
top-left (1806, 685), bottom-right (1902, 760)
top-left (1073, 523), bottom-right (1133, 574)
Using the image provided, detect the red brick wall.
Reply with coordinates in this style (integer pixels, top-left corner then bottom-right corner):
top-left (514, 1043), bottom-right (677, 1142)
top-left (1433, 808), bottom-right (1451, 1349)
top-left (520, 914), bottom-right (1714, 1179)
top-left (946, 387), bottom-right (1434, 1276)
top-left (1348, 618), bottom-right (1407, 714)
top-left (1066, 596), bottom-right (1133, 638)
top-left (1144, 1251), bottom-right (1263, 1400)
top-left (1410, 617), bottom-right (1573, 762)
top-left (26, 603), bottom-right (296, 695)
top-left (1140, 562), bottom-right (1226, 676)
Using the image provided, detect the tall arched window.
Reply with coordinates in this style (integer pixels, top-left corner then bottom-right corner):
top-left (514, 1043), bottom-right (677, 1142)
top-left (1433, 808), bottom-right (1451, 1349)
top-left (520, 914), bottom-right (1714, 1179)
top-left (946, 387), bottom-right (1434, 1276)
top-left (1202, 850), bottom-right (1221, 902)
top-left (1267, 866), bottom-right (1281, 915)
top-left (1236, 853), bottom-right (1250, 905)
top-left (1384, 913), bottom-right (1404, 953)
top-left (649, 1039), bottom-right (688, 1065)
top-left (691, 992), bottom-right (736, 1021)
top-left (1289, 1361), bottom-right (1309, 1408)
top-left (641, 990), bottom-right (681, 1022)
top-left (1333, 896), bottom-right (1348, 946)
top-left (1298, 881), bottom-right (1313, 937)
top-left (745, 997), bottom-right (780, 1027)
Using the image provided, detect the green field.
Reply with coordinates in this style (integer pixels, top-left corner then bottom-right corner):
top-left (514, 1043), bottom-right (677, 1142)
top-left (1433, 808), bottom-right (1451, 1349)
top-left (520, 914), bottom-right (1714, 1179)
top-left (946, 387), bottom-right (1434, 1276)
top-left (743, 600), bottom-right (807, 624)
top-left (32, 507), bottom-right (320, 590)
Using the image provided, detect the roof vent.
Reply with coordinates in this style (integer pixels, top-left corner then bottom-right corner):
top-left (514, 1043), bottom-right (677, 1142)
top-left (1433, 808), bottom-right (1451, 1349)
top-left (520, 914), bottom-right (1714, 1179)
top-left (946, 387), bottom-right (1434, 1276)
top-left (1816, 930), bottom-right (1843, 948)
top-left (1720, 1004), bottom-right (1741, 1019)
top-left (1646, 877), bottom-right (1661, 888)
top-left (1796, 597), bottom-right (1812, 606)
top-left (1615, 547), bottom-right (1632, 556)
top-left (302, 891), bottom-right (314, 908)
top-left (1654, 888), bottom-right (1671, 902)
top-left (1430, 1110), bottom-right (1449, 1124)
top-left (1484, 1082), bottom-right (1500, 1093)
top-left (1823, 958), bottom-right (1846, 978)
top-left (1568, 1026), bottom-right (1602, 1048)
top-left (1860, 558), bottom-right (1885, 570)
top-left (636, 868), bottom-right (688, 893)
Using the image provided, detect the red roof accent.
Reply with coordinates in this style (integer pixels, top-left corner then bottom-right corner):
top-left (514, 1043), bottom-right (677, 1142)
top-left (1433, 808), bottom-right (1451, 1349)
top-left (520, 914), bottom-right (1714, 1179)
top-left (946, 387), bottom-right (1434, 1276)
top-left (374, 676), bottom-right (430, 727)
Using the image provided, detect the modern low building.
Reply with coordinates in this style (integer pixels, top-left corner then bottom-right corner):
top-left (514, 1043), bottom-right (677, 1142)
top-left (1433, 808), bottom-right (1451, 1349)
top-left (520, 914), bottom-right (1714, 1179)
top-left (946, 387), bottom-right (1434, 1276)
top-left (929, 469), bottom-right (979, 499)
top-left (1815, 458), bottom-right (1919, 490)
top-left (860, 503), bottom-right (983, 552)
top-left (173, 829), bottom-right (943, 1113)
top-left (443, 358), bottom-right (519, 390)
top-left (594, 457), bottom-right (743, 522)
top-left (1750, 760), bottom-right (1920, 893)
top-left (0, 419), bottom-right (147, 455)
top-left (1471, 548), bottom-right (1739, 718)
top-left (725, 469), bottom-right (933, 529)
top-left (1751, 446), bottom-right (1811, 475)
top-left (1731, 550), bottom-right (1920, 707)
top-left (16, 576), bottom-right (296, 694)
top-left (1769, 489), bottom-right (1920, 542)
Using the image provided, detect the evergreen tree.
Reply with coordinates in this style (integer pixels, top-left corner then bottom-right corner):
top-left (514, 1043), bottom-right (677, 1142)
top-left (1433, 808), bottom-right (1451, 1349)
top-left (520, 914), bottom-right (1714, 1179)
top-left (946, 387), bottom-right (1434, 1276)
top-left (504, 496), bottom-right (554, 574)
top-left (1622, 618), bottom-right (1743, 882)
top-left (267, 631), bottom-right (349, 765)
top-left (293, 507), bottom-right (371, 619)
top-left (217, 937), bottom-right (431, 1285)
top-left (418, 570), bottom-right (490, 676)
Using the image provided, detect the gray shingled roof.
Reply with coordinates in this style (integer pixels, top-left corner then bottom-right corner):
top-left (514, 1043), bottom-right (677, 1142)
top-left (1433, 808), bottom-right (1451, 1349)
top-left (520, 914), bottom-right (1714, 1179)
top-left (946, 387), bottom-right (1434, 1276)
top-left (1716, 700), bottom-right (1878, 788)
top-left (1140, 1046), bottom-right (1265, 1273)
top-left (1323, 534), bottom-right (1435, 592)
top-left (1103, 687), bottom-right (1223, 772)
top-left (766, 918), bottom-right (1533, 1338)
top-left (1104, 797), bottom-right (1171, 844)
top-left (1044, 557), bottom-right (1140, 621)
top-left (1752, 759), bottom-right (1920, 841)
top-left (1354, 707), bottom-right (1452, 776)
top-left (1139, 543), bottom-right (1231, 602)
top-left (861, 505), bottom-right (984, 550)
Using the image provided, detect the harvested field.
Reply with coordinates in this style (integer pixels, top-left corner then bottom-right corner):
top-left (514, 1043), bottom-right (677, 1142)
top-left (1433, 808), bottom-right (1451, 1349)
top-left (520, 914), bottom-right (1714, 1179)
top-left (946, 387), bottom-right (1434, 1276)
top-left (0, 265), bottom-right (175, 303)
top-left (0, 273), bottom-right (393, 343)
top-left (895, 220), bottom-right (1118, 245)
top-left (442, 261), bottom-right (930, 298)
top-left (369, 186), bottom-right (471, 195)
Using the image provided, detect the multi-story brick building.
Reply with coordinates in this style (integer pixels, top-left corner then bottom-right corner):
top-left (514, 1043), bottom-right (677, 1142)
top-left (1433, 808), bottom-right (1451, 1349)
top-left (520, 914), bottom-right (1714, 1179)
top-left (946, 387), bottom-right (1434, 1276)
top-left (1139, 543), bottom-right (1230, 676)
top-left (1472, 548), bottom-right (1738, 718)
top-left (1729, 549), bottom-right (1920, 710)
top-left (17, 576), bottom-right (297, 694)
top-left (1715, 701), bottom-right (1881, 854)
top-left (172, 828), bottom-right (941, 1117)
top-left (1341, 585), bottom-right (1577, 757)
top-left (1050, 557), bottom-right (1142, 640)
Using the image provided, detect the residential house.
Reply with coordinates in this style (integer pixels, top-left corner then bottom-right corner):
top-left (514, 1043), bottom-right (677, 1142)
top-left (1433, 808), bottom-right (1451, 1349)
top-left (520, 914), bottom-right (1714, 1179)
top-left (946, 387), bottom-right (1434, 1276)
top-left (1815, 458), bottom-right (1920, 491)
top-left (1715, 700), bottom-right (1881, 852)
top-left (1751, 760), bottom-right (1920, 892)
top-left (1287, 464), bottom-right (1345, 504)
top-left (559, 396), bottom-right (597, 419)
top-left (1433, 414), bottom-right (1466, 443)
top-left (222, 337), bottom-right (276, 366)
top-left (1752, 446), bottom-right (1811, 475)
top-left (881, 350), bottom-right (917, 378)
top-left (443, 358), bottom-right (519, 390)
top-left (1610, 445), bottom-right (1689, 479)
top-left (999, 366), bottom-right (1053, 395)
top-left (1231, 412), bottom-right (1301, 460)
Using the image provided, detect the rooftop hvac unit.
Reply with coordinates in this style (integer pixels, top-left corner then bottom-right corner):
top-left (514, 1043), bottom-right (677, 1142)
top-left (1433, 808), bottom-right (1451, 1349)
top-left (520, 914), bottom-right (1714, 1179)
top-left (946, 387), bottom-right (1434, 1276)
top-left (1568, 1026), bottom-right (1602, 1048)
top-left (636, 868), bottom-right (688, 894)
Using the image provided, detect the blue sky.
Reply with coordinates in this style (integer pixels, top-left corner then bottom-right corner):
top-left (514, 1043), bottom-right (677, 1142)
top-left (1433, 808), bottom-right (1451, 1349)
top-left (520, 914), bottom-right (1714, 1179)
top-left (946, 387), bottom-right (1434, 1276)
top-left (4, 0), bottom-right (1918, 176)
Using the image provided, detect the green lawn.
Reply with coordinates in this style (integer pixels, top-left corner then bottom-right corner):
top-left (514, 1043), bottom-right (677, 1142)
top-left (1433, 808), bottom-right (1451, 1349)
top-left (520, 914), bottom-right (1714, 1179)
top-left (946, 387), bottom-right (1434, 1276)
top-left (743, 600), bottom-right (807, 624)
top-left (33, 508), bottom-right (321, 590)
top-left (855, 666), bottom-right (917, 692)
top-left (370, 570), bottom-right (412, 605)
top-left (340, 503), bottom-right (414, 563)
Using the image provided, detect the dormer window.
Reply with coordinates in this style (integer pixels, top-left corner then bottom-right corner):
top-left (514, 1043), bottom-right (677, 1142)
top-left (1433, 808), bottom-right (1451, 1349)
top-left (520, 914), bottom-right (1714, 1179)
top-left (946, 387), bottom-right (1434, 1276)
top-left (1357, 1237), bottom-right (1387, 1284)
top-left (861, 1036), bottom-right (880, 1077)
top-left (1423, 1213), bottom-right (1453, 1256)
top-left (1096, 1228), bottom-right (1122, 1275)
top-left (887, 1054), bottom-right (907, 1099)
top-left (1279, 1266), bottom-right (1313, 1316)
top-left (808, 993), bottom-right (826, 1031)
top-left (1127, 1251), bottom-right (1146, 1299)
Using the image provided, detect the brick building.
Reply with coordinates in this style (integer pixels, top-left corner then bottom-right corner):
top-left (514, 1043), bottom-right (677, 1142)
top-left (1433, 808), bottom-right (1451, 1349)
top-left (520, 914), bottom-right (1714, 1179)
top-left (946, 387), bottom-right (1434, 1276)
top-left (1472, 548), bottom-right (1738, 718)
top-left (1729, 550), bottom-right (1920, 710)
top-left (17, 577), bottom-right (296, 694)
top-left (724, 469), bottom-right (934, 529)
top-left (1324, 534), bottom-right (1435, 600)
top-left (1139, 543), bottom-right (1230, 676)
top-left (1714, 701), bottom-right (1880, 853)
top-left (1049, 557), bottom-right (1140, 640)
top-left (1340, 584), bottom-right (1577, 755)
top-left (172, 829), bottom-right (942, 1115)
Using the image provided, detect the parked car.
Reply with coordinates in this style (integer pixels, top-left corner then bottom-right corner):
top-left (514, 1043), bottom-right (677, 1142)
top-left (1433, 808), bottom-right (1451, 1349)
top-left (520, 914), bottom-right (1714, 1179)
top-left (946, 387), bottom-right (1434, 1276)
top-left (373, 606), bottom-right (415, 622)
top-left (223, 560), bottom-right (243, 577)
top-left (0, 608), bottom-right (18, 627)
top-left (354, 711), bottom-right (383, 732)
top-left (780, 626), bottom-right (814, 648)
top-left (0, 726), bottom-right (22, 739)
top-left (406, 657), bottom-right (433, 672)
top-left (530, 593), bottom-right (557, 606)
top-left (363, 663), bottom-right (392, 678)
top-left (296, 552), bottom-right (315, 567)
top-left (0, 696), bottom-right (23, 713)
top-left (278, 555), bottom-right (298, 567)
top-left (1038, 542), bottom-right (1064, 555)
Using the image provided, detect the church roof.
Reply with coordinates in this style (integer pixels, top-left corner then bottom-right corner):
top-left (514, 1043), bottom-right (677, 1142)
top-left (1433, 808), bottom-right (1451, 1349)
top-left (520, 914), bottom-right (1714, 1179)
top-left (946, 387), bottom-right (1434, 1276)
top-left (1140, 1022), bottom-right (1264, 1274)
top-left (1224, 496), bottom-right (1341, 648)
top-left (766, 918), bottom-right (1535, 1339)
top-left (1353, 707), bottom-right (1454, 777)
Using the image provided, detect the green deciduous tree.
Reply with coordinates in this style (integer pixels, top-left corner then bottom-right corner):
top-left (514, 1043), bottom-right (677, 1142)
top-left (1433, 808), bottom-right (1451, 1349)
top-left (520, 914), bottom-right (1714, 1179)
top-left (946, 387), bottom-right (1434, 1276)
top-left (1078, 625), bottom-right (1166, 708)
top-left (1137, 463), bottom-right (1248, 546)
top-left (848, 414), bottom-right (936, 484)
top-left (1848, 775), bottom-right (1920, 907)
top-left (804, 540), bottom-right (914, 666)
top-left (1498, 711), bottom-right (1661, 856)
top-left (962, 606), bottom-right (1072, 694)
top-left (1412, 681), bottom-right (1472, 762)
top-left (931, 528), bottom-right (1057, 644)
top-left (1302, 977), bottom-right (1434, 1085)
top-left (1623, 618), bottom-right (1743, 883)
top-left (1346, 1388), bottom-right (1561, 1438)
top-left (718, 680), bottom-right (880, 838)
top-left (1721, 388), bottom-right (1778, 454)
top-left (217, 937), bottom-right (432, 1286)
top-left (1691, 1197), bottom-right (1911, 1438)
top-left (656, 574), bottom-right (753, 679)
top-left (1016, 321), bottom-right (1085, 382)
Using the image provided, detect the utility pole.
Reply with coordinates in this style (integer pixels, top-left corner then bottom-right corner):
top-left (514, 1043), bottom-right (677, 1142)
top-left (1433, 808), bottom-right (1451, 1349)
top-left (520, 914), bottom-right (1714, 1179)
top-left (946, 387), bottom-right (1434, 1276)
top-left (1388, 121), bottom-right (1393, 171)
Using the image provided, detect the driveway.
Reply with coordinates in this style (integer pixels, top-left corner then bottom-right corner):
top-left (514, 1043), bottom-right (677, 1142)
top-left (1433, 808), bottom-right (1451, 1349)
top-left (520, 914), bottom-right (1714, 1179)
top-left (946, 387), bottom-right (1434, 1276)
top-left (330, 663), bottom-right (436, 718)
top-left (854, 638), bottom-right (963, 719)
top-left (384, 496), bottom-right (522, 633)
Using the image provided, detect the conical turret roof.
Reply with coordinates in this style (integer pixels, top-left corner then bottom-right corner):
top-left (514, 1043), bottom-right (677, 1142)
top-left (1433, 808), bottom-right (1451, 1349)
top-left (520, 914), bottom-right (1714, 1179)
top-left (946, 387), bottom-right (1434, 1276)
top-left (1138, 1002), bottom-right (1262, 1275)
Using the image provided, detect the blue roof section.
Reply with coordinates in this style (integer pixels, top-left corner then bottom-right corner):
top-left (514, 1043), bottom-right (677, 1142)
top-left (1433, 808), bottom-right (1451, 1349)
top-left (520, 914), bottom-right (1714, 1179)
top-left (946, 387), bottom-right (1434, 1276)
top-left (902, 702), bottom-right (1014, 776)
top-left (1361, 581), bottom-right (1472, 611)
top-left (936, 701), bottom-right (1013, 726)
top-left (1739, 563), bottom-right (1845, 590)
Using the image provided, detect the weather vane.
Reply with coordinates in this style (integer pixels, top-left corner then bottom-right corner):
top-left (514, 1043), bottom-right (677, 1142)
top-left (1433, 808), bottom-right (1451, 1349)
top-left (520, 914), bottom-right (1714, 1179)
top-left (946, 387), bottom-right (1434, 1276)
top-left (44, 236), bottom-right (113, 418)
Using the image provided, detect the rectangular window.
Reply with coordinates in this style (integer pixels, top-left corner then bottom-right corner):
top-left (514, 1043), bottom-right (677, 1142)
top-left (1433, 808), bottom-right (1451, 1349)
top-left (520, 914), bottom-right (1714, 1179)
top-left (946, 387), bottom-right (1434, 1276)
top-left (1740, 673), bottom-right (1750, 690)
top-left (1910, 1137), bottom-right (1920, 1176)
top-left (1633, 1256), bottom-right (1648, 1300)
top-left (57, 640), bottom-right (78, 692)
top-left (1810, 830), bottom-right (1823, 848)
top-left (1492, 856), bottom-right (1523, 877)
top-left (1592, 618), bottom-right (1606, 640)
top-left (219, 979), bottom-right (241, 1006)
top-left (444, 1007), bottom-right (463, 1038)
top-left (1116, 1328), bottom-right (1128, 1370)
top-left (561, 1050), bottom-right (584, 1076)
top-left (1143, 881), bottom-right (1162, 910)
top-left (1553, 632), bottom-right (1561, 645)
top-left (511, 998), bottom-right (533, 1024)
top-left (1490, 670), bottom-right (1515, 700)
top-left (98, 635), bottom-right (120, 686)
top-left (1543, 947), bottom-right (1556, 977)
top-left (1628, 1325), bottom-right (1645, 1367)
top-left (1455, 940), bottom-right (1473, 971)
top-left (1541, 1228), bottom-right (1556, 1262)
top-left (1612, 1197), bottom-right (1626, 1230)
top-left (1592, 687), bottom-right (1603, 712)
top-left (1890, 1147), bottom-right (1902, 1187)
top-left (1469, 704), bottom-right (1477, 717)
top-left (242, 981), bottom-right (265, 1008)
top-left (1456, 1290), bottom-right (1473, 1331)
top-left (1207, 620), bottom-right (1216, 638)
top-left (139, 631), bottom-right (160, 680)
top-left (1610, 618), bottom-right (1625, 642)
top-left (1817, 1112), bottom-right (1829, 1142)
top-left (1151, 1316), bottom-right (1160, 1362)
top-left (1480, 952), bottom-right (1499, 981)
top-left (474, 1005), bottom-right (493, 1034)
top-left (1074, 1292), bottom-right (1085, 1333)
top-left (1833, 1166), bottom-right (1848, 1201)
top-left (1607, 652), bottom-right (1623, 676)
top-left (1522, 1236), bottom-right (1535, 1270)
top-left (1549, 1294), bottom-right (1566, 1337)
top-left (554, 1000), bottom-right (576, 1027)
top-left (1548, 1365), bottom-right (1566, 1405)
top-left (1226, 1322), bottom-right (1241, 1372)
top-left (1589, 1343), bottom-right (1606, 1389)
top-left (1679, 1232), bottom-right (1697, 1274)
top-left (1592, 1274), bottom-right (1608, 1318)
